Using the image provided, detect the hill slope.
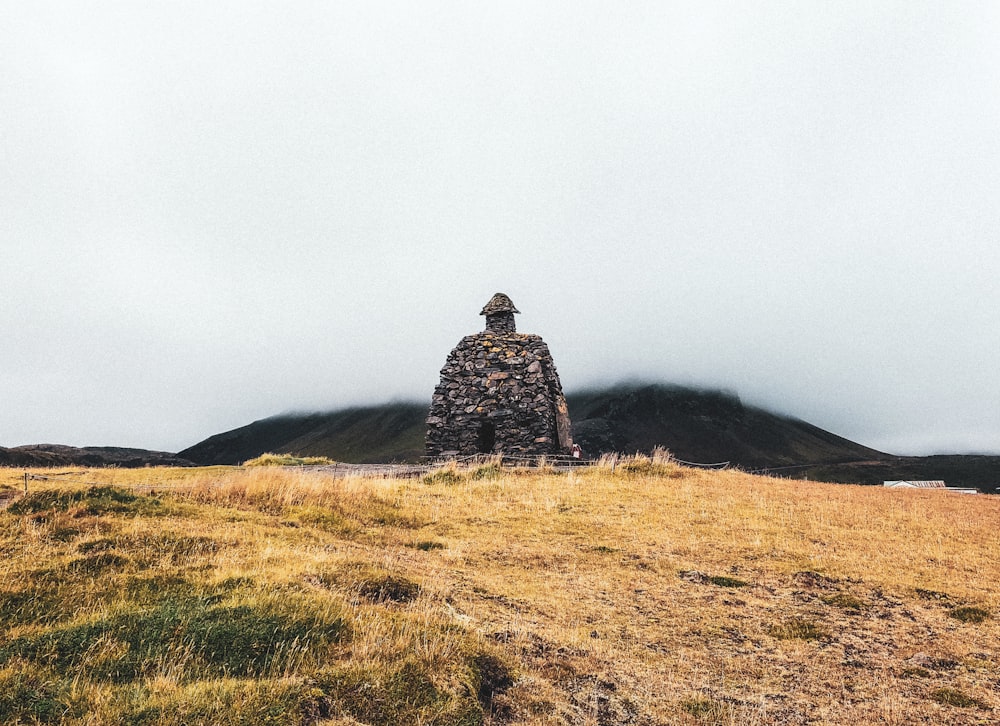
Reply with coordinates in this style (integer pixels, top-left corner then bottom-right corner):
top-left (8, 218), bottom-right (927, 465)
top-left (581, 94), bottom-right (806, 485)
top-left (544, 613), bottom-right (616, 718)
top-left (1, 464), bottom-right (997, 724)
top-left (567, 384), bottom-right (886, 467)
top-left (179, 403), bottom-right (427, 466)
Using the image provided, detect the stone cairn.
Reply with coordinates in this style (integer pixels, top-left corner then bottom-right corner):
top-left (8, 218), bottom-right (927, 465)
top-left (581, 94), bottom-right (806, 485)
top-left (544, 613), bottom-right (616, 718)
top-left (426, 293), bottom-right (573, 458)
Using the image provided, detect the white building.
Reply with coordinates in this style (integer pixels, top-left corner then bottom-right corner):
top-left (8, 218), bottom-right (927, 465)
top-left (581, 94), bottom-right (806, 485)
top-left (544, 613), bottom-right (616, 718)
top-left (883, 480), bottom-right (978, 494)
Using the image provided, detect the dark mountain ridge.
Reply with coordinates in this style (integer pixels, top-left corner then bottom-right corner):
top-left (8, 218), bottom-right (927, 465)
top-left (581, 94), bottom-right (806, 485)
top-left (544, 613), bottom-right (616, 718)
top-left (0, 445), bottom-right (194, 469)
top-left (178, 404), bottom-right (427, 466)
top-left (567, 384), bottom-right (886, 468)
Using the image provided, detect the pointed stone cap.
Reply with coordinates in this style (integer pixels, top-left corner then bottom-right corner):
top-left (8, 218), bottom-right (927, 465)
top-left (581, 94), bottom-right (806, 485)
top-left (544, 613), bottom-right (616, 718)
top-left (480, 293), bottom-right (520, 316)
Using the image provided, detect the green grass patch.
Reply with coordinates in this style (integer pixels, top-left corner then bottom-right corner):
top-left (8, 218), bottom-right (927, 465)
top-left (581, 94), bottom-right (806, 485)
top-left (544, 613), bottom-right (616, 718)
top-left (423, 468), bottom-right (464, 486)
top-left (470, 463), bottom-right (504, 480)
top-left (123, 574), bottom-right (203, 604)
top-left (287, 499), bottom-right (423, 532)
top-left (822, 593), bottom-right (867, 611)
top-left (590, 545), bottom-right (618, 554)
top-left (948, 606), bottom-right (990, 624)
top-left (0, 594), bottom-right (349, 682)
top-left (0, 661), bottom-right (76, 724)
top-left (357, 498), bottom-right (425, 529)
top-left (680, 696), bottom-right (730, 719)
top-left (768, 617), bottom-right (828, 641)
top-left (67, 552), bottom-right (131, 574)
top-left (50, 526), bottom-right (82, 542)
top-left (8, 486), bottom-right (164, 518)
top-left (929, 687), bottom-right (988, 709)
top-left (0, 571), bottom-right (229, 633)
top-left (78, 533), bottom-right (221, 563)
top-left (357, 574), bottom-right (421, 604)
top-left (0, 587), bottom-right (72, 628)
top-left (408, 540), bottom-right (446, 551)
top-left (708, 575), bottom-right (749, 588)
top-left (311, 563), bottom-right (422, 604)
top-left (312, 649), bottom-right (510, 726)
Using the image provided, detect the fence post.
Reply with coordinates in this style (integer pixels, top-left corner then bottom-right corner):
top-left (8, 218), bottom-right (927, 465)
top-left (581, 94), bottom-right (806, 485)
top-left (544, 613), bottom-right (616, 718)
top-left (24, 472), bottom-right (28, 495)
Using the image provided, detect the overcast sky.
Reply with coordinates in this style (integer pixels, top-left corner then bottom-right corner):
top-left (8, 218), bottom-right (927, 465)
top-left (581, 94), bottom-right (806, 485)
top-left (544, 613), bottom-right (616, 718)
top-left (3, 2), bottom-right (999, 455)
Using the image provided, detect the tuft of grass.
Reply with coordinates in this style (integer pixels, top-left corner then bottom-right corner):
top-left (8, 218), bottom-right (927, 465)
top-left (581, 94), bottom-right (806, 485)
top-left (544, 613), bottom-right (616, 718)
top-left (472, 651), bottom-right (514, 716)
top-left (948, 606), bottom-right (990, 624)
top-left (423, 462), bottom-right (464, 485)
top-left (614, 455), bottom-right (683, 478)
top-left (314, 657), bottom-right (485, 726)
top-left (0, 588), bottom-right (71, 628)
top-left (680, 696), bottom-right (731, 720)
top-left (243, 453), bottom-right (335, 467)
top-left (123, 573), bottom-right (201, 604)
top-left (357, 574), bottom-right (421, 604)
top-left (408, 540), bottom-right (446, 551)
top-left (678, 571), bottom-right (748, 588)
top-left (50, 526), bottom-right (81, 542)
top-left (609, 446), bottom-right (686, 478)
top-left (590, 545), bottom-right (618, 554)
top-left (470, 463), bottom-right (504, 481)
top-left (822, 592), bottom-right (867, 612)
top-left (768, 617), bottom-right (829, 641)
top-left (312, 562), bottom-right (423, 605)
top-left (929, 687), bottom-right (988, 709)
top-left (708, 575), bottom-right (749, 588)
top-left (68, 552), bottom-right (130, 574)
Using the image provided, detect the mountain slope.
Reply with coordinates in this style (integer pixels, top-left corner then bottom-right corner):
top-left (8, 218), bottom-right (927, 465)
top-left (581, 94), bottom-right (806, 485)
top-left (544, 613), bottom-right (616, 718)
top-left (179, 403), bottom-right (427, 465)
top-left (567, 384), bottom-right (886, 467)
top-left (179, 384), bottom-right (883, 469)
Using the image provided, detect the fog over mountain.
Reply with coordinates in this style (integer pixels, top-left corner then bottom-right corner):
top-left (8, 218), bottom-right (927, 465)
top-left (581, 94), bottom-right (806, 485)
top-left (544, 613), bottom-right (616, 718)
top-left (3, 3), bottom-right (999, 455)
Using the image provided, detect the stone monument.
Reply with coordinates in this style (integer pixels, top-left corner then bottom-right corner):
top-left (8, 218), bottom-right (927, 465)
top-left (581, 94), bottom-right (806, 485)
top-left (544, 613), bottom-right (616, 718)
top-left (425, 293), bottom-right (573, 457)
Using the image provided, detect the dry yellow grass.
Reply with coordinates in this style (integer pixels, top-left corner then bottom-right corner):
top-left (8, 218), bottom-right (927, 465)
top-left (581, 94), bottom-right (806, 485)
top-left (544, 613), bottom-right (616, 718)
top-left (1, 460), bottom-right (997, 724)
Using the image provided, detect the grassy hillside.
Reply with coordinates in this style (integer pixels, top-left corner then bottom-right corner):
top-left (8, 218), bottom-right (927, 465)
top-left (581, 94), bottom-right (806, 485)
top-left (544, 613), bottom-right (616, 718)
top-left (1, 462), bottom-right (997, 724)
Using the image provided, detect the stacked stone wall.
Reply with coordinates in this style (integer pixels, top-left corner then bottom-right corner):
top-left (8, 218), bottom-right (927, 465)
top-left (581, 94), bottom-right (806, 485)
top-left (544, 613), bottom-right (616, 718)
top-left (426, 331), bottom-right (571, 457)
